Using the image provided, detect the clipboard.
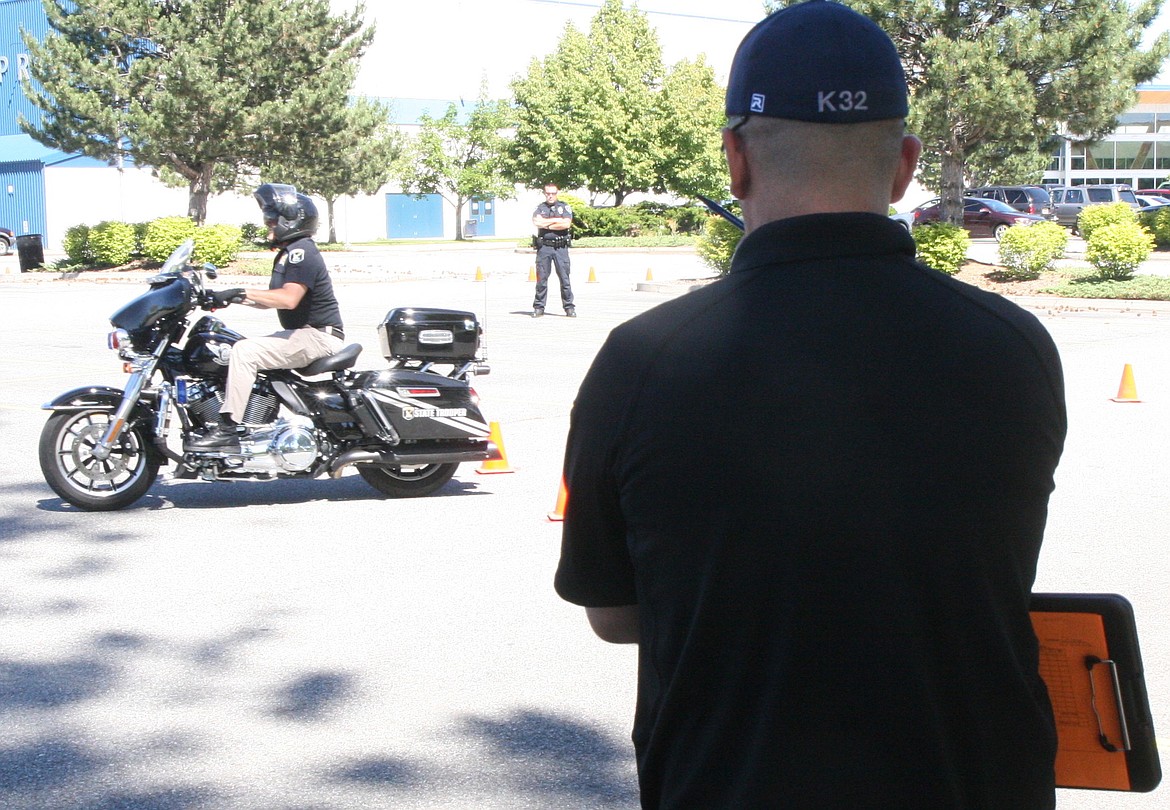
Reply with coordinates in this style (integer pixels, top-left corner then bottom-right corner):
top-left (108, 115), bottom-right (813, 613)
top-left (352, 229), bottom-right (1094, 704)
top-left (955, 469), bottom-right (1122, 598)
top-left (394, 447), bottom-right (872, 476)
top-left (1030, 593), bottom-right (1161, 792)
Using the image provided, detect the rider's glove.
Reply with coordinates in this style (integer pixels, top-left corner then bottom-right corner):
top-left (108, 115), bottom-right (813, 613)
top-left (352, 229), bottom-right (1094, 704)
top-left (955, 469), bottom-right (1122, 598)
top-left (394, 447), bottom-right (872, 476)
top-left (208, 288), bottom-right (246, 309)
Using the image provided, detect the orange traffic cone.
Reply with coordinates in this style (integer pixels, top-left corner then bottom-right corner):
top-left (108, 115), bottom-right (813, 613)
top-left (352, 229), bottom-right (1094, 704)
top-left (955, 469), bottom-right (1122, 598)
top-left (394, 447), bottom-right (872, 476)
top-left (547, 478), bottom-right (568, 521)
top-left (645, 267), bottom-right (654, 281)
top-left (528, 265), bottom-right (537, 282)
top-left (476, 422), bottom-right (514, 474)
top-left (1111, 363), bottom-right (1142, 403)
top-left (588, 266), bottom-right (598, 283)
top-left (475, 266), bottom-right (485, 281)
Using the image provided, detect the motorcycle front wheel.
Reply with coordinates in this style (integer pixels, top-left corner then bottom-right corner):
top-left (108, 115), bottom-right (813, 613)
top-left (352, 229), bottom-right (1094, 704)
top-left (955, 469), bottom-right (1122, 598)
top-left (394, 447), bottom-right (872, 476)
top-left (39, 410), bottom-right (160, 511)
top-left (358, 462), bottom-right (458, 498)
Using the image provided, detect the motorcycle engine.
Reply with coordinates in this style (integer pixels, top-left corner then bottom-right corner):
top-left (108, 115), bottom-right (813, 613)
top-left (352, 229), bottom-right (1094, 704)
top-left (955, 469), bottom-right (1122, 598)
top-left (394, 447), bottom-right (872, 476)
top-left (181, 380), bottom-right (226, 428)
top-left (237, 415), bottom-right (320, 473)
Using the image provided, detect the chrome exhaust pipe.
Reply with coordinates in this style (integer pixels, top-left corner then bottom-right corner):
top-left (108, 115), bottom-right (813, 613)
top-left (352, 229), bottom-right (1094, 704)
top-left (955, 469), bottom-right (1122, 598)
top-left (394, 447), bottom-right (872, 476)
top-left (329, 443), bottom-right (497, 478)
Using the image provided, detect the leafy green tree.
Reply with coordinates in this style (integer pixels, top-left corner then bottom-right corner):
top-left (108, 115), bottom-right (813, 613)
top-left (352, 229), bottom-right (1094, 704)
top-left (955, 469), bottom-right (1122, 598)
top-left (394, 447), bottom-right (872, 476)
top-left (765, 0), bottom-right (1169, 224)
top-left (263, 97), bottom-right (404, 243)
top-left (398, 86), bottom-right (516, 241)
top-left (22, 0), bottom-right (373, 224)
top-left (656, 55), bottom-right (729, 201)
top-left (510, 0), bottom-right (726, 204)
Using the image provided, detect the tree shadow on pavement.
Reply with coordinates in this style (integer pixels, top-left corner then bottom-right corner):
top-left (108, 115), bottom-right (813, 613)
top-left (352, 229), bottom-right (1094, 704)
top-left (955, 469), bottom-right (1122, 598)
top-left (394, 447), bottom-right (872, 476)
top-left (463, 708), bottom-right (638, 807)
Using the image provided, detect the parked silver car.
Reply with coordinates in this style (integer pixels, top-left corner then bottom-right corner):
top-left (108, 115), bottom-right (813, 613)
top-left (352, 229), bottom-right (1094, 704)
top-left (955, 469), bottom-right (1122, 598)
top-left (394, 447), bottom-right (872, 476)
top-left (1050, 184), bottom-right (1140, 230)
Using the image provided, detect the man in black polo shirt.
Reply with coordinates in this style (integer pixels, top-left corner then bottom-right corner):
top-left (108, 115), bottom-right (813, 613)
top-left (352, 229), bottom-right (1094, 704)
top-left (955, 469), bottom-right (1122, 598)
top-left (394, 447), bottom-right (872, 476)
top-left (554, 2), bottom-right (1066, 807)
top-left (190, 183), bottom-right (344, 451)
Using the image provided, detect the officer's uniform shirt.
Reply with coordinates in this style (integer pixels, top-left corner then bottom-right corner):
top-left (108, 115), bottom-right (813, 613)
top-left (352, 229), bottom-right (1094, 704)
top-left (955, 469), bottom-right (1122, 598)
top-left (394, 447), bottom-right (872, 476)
top-left (534, 200), bottom-right (573, 242)
top-left (269, 236), bottom-right (343, 332)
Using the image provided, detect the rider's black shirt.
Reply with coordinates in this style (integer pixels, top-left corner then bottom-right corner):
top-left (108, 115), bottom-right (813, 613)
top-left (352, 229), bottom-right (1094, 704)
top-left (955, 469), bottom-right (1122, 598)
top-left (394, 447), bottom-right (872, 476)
top-left (269, 237), bottom-right (342, 332)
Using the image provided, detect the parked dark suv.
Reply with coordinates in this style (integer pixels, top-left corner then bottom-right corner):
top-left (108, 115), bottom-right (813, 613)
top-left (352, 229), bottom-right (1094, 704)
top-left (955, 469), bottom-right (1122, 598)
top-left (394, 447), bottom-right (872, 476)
top-left (0, 226), bottom-right (14, 256)
top-left (966, 186), bottom-right (1053, 219)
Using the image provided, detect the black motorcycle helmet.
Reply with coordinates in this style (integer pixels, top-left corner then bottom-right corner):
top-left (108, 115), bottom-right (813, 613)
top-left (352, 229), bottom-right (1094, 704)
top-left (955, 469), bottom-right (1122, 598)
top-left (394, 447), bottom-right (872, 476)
top-left (253, 183), bottom-right (319, 244)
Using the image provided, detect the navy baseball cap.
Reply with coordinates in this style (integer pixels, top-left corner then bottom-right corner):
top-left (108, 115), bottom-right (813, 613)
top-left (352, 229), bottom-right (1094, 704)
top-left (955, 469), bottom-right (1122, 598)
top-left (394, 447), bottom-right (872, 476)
top-left (726, 0), bottom-right (908, 123)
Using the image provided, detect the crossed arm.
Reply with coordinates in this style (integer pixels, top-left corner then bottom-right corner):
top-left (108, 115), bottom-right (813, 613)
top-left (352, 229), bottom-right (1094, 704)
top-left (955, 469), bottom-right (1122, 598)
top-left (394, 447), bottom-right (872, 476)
top-left (533, 214), bottom-right (572, 231)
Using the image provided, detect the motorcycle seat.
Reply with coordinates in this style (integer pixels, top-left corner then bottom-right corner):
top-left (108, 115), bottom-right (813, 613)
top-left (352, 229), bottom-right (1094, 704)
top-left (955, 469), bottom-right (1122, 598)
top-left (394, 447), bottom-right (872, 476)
top-left (298, 343), bottom-right (363, 376)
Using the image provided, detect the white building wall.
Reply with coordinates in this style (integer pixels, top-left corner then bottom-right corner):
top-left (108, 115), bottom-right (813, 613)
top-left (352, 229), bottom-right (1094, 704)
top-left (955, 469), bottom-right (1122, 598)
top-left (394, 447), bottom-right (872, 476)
top-left (43, 165), bottom-right (259, 248)
top-left (41, 165), bottom-right (539, 249)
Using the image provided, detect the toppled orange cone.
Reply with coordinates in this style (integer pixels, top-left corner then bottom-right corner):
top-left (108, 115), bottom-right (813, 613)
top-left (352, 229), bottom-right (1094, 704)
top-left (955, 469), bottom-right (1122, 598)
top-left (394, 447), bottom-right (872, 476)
top-left (1111, 364), bottom-right (1142, 403)
top-left (476, 422), bottom-right (514, 474)
top-left (547, 478), bottom-right (568, 521)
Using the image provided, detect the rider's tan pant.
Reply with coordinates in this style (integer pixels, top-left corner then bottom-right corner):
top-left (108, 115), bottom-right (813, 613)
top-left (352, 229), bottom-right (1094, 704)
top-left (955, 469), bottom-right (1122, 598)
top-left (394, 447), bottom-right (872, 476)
top-left (221, 328), bottom-right (342, 423)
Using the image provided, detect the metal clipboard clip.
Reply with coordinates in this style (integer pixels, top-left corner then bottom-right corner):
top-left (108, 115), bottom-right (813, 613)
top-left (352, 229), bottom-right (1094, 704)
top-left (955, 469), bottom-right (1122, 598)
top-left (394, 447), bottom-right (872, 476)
top-left (1085, 655), bottom-right (1132, 753)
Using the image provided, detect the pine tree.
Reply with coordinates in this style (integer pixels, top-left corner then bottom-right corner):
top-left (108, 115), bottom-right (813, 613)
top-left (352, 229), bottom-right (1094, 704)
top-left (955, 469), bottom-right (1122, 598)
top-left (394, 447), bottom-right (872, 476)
top-left (765, 0), bottom-right (1169, 223)
top-left (263, 97), bottom-right (404, 244)
top-left (22, 0), bottom-right (373, 224)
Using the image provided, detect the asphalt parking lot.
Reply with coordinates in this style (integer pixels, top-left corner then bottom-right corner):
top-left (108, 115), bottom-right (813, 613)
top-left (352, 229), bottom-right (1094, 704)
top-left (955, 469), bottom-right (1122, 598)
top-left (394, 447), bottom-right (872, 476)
top-left (1, 242), bottom-right (1168, 808)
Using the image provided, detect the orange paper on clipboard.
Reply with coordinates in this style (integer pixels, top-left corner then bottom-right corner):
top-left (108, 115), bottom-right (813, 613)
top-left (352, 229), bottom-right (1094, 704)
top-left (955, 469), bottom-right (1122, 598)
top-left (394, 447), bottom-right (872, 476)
top-left (1031, 610), bottom-right (1130, 790)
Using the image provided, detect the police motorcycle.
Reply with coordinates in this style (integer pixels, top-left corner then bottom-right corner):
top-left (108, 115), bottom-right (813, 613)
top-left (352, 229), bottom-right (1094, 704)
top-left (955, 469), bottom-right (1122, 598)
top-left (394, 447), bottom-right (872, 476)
top-left (38, 238), bottom-right (499, 511)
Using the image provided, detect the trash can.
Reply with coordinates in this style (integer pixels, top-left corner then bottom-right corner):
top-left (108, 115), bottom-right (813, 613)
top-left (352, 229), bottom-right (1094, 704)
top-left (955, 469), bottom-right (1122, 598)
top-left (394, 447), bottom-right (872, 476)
top-left (16, 234), bottom-right (44, 273)
top-left (463, 220), bottom-right (478, 239)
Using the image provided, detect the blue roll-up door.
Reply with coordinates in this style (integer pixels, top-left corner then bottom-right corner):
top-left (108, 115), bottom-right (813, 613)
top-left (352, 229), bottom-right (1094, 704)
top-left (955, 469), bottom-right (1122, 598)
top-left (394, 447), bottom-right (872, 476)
top-left (386, 193), bottom-right (443, 239)
top-left (0, 160), bottom-right (47, 236)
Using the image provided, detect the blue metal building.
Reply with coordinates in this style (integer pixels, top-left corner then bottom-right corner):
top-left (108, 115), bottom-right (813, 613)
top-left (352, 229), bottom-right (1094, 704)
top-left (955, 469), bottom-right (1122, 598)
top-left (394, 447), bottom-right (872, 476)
top-left (1, 0), bottom-right (54, 238)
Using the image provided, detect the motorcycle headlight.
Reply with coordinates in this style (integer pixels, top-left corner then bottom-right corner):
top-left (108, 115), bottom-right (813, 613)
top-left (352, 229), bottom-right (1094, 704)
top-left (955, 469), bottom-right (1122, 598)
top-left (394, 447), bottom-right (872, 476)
top-left (108, 329), bottom-right (131, 350)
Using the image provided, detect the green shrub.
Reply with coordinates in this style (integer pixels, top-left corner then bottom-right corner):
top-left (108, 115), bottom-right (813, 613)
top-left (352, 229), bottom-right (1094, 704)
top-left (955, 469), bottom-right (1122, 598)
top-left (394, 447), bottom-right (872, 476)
top-left (240, 222), bottom-right (267, 248)
top-left (696, 214), bottom-right (743, 276)
top-left (670, 205), bottom-right (707, 234)
top-left (87, 220), bottom-right (137, 267)
top-left (1085, 221), bottom-right (1154, 280)
top-left (557, 192), bottom-right (588, 233)
top-left (142, 216), bottom-right (198, 263)
top-left (1076, 202), bottom-right (1135, 240)
top-left (571, 235), bottom-right (695, 248)
top-left (1138, 206), bottom-right (1170, 247)
top-left (62, 224), bottom-right (95, 265)
top-left (996, 221), bottom-right (1068, 280)
top-left (576, 205), bottom-right (651, 237)
top-left (130, 222), bottom-right (149, 257)
top-left (913, 222), bottom-right (969, 275)
top-left (194, 224), bottom-right (243, 267)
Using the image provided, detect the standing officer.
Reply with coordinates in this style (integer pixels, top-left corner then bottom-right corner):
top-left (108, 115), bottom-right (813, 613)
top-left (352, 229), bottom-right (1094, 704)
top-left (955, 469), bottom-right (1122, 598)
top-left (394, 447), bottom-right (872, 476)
top-left (188, 183), bottom-right (345, 451)
top-left (531, 183), bottom-right (575, 318)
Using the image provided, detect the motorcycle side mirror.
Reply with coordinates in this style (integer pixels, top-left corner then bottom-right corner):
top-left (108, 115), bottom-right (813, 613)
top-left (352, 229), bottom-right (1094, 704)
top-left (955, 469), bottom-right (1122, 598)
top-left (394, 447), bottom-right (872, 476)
top-left (202, 263), bottom-right (218, 280)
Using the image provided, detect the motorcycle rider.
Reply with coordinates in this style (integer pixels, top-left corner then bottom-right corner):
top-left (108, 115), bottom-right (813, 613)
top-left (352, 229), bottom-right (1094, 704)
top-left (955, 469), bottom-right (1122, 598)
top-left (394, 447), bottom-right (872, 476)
top-left (188, 183), bottom-right (345, 451)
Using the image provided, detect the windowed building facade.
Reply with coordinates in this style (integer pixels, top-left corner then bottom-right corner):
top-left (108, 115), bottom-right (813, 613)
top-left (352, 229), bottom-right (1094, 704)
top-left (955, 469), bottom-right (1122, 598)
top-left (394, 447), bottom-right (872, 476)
top-left (1044, 88), bottom-right (1170, 189)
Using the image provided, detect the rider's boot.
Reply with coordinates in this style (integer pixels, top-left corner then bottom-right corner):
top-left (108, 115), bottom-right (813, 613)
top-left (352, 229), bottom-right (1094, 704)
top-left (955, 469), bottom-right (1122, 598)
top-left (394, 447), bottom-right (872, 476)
top-left (186, 419), bottom-right (243, 451)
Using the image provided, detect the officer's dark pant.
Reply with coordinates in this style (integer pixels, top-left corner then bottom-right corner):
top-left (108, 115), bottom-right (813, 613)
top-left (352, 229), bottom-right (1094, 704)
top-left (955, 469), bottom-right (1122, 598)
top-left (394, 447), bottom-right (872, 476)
top-left (534, 244), bottom-right (573, 311)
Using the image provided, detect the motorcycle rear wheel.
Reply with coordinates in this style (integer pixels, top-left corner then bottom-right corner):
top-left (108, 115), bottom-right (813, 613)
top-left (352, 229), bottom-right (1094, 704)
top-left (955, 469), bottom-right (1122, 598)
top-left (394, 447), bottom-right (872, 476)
top-left (39, 410), bottom-right (160, 511)
top-left (358, 462), bottom-right (458, 498)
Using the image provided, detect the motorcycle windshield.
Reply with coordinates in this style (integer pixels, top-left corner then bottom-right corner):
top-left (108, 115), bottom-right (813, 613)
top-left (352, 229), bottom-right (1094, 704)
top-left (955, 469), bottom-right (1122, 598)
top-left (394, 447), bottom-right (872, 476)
top-left (110, 277), bottom-right (192, 333)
